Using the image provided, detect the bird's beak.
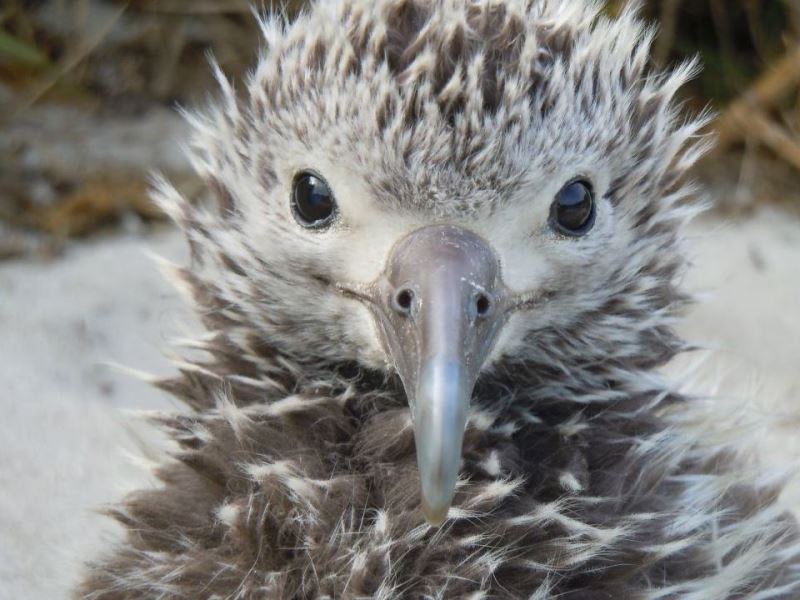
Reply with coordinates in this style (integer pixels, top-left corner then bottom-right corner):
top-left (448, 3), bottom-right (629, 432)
top-left (370, 225), bottom-right (508, 525)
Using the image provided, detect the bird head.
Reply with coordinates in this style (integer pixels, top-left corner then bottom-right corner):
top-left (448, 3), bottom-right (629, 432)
top-left (158, 0), bottom-right (709, 524)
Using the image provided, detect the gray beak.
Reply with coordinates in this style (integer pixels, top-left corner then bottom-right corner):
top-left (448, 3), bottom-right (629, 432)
top-left (370, 225), bottom-right (508, 525)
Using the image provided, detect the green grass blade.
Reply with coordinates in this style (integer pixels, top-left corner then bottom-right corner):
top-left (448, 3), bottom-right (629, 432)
top-left (0, 30), bottom-right (49, 68)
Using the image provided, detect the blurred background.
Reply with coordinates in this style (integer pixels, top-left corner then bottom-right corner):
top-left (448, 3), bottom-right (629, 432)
top-left (1, 0), bottom-right (799, 246)
top-left (1, 1), bottom-right (799, 598)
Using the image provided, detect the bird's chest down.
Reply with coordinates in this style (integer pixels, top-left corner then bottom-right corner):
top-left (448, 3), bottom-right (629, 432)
top-left (78, 390), bottom-right (800, 600)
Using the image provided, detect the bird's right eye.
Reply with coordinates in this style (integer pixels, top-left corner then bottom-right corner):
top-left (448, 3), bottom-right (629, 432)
top-left (550, 179), bottom-right (595, 236)
top-left (292, 172), bottom-right (336, 228)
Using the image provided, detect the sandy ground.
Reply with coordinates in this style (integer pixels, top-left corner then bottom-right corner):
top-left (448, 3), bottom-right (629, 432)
top-left (1, 208), bottom-right (799, 599)
top-left (0, 229), bottom-right (187, 599)
top-left (677, 210), bottom-right (800, 483)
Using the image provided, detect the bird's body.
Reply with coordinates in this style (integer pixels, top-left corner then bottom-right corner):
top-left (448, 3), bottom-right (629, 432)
top-left (79, 1), bottom-right (800, 598)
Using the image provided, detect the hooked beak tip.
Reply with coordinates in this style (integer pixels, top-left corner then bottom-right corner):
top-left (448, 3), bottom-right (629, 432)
top-left (413, 358), bottom-right (469, 527)
top-left (422, 497), bottom-right (450, 527)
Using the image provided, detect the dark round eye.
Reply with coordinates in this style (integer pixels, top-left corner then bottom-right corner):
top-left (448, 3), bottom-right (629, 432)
top-left (292, 172), bottom-right (336, 228)
top-left (551, 179), bottom-right (595, 236)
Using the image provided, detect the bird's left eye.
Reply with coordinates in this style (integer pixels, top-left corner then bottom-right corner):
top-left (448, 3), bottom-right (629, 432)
top-left (550, 179), bottom-right (595, 236)
top-left (292, 172), bottom-right (336, 228)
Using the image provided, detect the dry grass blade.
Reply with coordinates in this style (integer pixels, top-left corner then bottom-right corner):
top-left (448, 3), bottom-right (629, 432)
top-left (10, 1), bottom-right (129, 119)
top-left (133, 0), bottom-right (308, 15)
top-left (653, 0), bottom-right (683, 65)
top-left (731, 109), bottom-right (800, 171)
top-left (134, 0), bottom-right (251, 15)
top-left (716, 43), bottom-right (800, 147)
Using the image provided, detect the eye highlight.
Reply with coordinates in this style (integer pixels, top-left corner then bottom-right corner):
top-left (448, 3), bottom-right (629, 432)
top-left (550, 179), bottom-right (595, 236)
top-left (292, 172), bottom-right (336, 228)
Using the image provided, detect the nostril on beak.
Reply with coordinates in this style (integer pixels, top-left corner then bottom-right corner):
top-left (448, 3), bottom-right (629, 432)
top-left (474, 292), bottom-right (493, 318)
top-left (393, 288), bottom-right (416, 315)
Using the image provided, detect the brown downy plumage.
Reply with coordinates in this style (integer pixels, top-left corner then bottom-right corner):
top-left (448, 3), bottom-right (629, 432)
top-left (78, 1), bottom-right (800, 598)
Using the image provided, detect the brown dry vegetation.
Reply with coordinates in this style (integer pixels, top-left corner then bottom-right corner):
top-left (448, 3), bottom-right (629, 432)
top-left (1, 0), bottom-right (799, 253)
